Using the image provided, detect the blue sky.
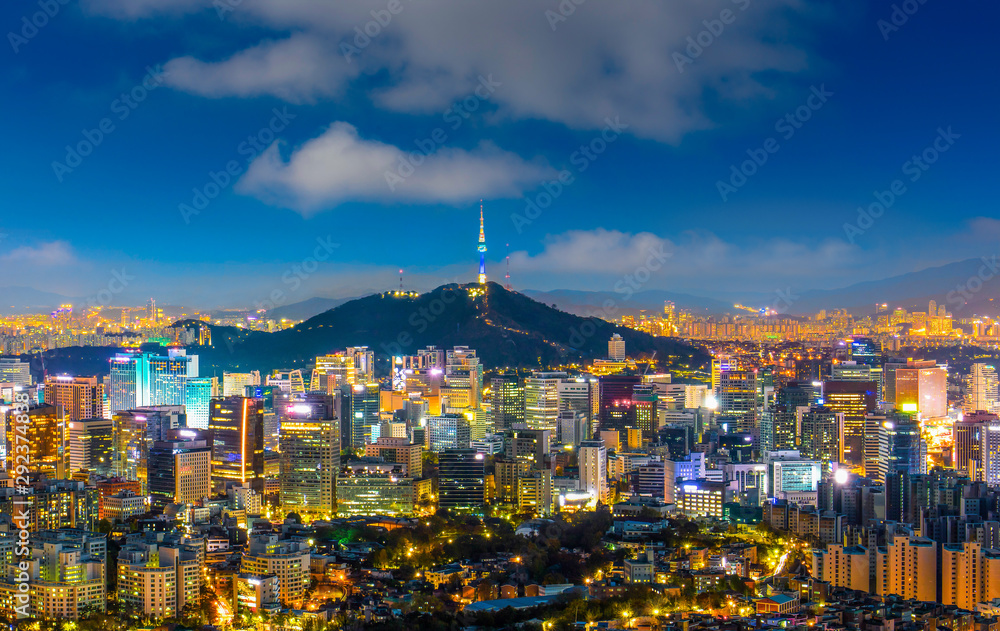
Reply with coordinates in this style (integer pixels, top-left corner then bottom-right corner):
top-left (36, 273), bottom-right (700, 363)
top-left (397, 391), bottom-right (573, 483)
top-left (1, 0), bottom-right (998, 308)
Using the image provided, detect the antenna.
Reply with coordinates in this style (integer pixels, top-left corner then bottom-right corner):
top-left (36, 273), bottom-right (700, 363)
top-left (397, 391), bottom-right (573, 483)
top-left (399, 269), bottom-right (404, 292)
top-left (505, 243), bottom-right (511, 290)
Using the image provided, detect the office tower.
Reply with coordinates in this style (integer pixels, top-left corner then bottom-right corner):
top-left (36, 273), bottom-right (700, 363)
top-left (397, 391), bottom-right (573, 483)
top-left (349, 383), bottom-right (380, 448)
top-left (336, 469), bottom-right (425, 516)
top-left (279, 393), bottom-right (340, 520)
top-left (183, 376), bottom-right (212, 428)
top-left (111, 405), bottom-right (185, 489)
top-left (558, 378), bottom-right (593, 439)
top-left (798, 405), bottom-right (844, 466)
top-left (955, 411), bottom-right (996, 477)
top-left (490, 374), bottom-right (524, 432)
top-left (242, 534), bottom-right (311, 607)
top-left (312, 353), bottom-right (355, 390)
top-left (118, 532), bottom-right (202, 618)
top-left (716, 365), bottom-right (759, 435)
top-left (0, 358), bottom-right (31, 386)
top-left (965, 363), bottom-right (1000, 414)
top-left (770, 381), bottom-right (819, 451)
top-left (676, 480), bottom-right (725, 518)
top-left (517, 470), bottom-right (554, 516)
top-left (477, 203), bottom-right (487, 284)
top-left (149, 349), bottom-right (198, 405)
top-left (426, 413), bottom-right (471, 452)
top-left (599, 374), bottom-right (641, 424)
top-left (894, 359), bottom-right (947, 417)
top-left (524, 372), bottom-right (564, 433)
top-left (209, 396), bottom-right (265, 489)
top-left (822, 380), bottom-right (877, 466)
top-left (364, 437), bottom-right (423, 477)
top-left (631, 383), bottom-right (658, 444)
top-left (445, 346), bottom-right (483, 408)
top-left (223, 370), bottom-right (261, 396)
top-left (109, 350), bottom-right (199, 414)
top-left (888, 415), bottom-right (927, 475)
top-left (6, 529), bottom-right (107, 620)
top-left (44, 375), bottom-right (105, 421)
top-left (864, 413), bottom-right (892, 483)
top-left (267, 369), bottom-right (306, 394)
top-left (439, 448), bottom-right (485, 511)
top-left (766, 452), bottom-right (821, 497)
top-left (579, 439), bottom-right (608, 505)
top-left (558, 411), bottom-right (589, 447)
top-left (505, 427), bottom-right (550, 471)
top-left (246, 384), bottom-right (280, 452)
top-left (147, 437), bottom-right (211, 511)
top-left (849, 336), bottom-right (882, 366)
top-left (608, 333), bottom-right (626, 361)
top-left (663, 301), bottom-right (677, 335)
top-left (66, 417), bottom-right (113, 475)
top-left (5, 404), bottom-right (67, 479)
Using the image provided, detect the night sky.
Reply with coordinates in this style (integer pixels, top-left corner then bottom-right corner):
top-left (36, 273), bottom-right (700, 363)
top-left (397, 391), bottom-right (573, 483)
top-left (1, 0), bottom-right (997, 308)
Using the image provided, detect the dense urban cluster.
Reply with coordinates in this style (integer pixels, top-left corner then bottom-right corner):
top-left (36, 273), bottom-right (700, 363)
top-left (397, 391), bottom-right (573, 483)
top-left (2, 291), bottom-right (1000, 631)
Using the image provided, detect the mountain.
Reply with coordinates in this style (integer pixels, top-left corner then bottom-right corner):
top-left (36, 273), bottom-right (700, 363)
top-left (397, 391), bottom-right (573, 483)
top-left (523, 288), bottom-right (732, 317)
top-left (178, 282), bottom-right (710, 375)
top-left (0, 286), bottom-right (71, 314)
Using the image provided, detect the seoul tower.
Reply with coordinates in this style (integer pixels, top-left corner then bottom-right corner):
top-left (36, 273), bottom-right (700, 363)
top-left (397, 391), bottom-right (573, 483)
top-left (477, 201), bottom-right (487, 284)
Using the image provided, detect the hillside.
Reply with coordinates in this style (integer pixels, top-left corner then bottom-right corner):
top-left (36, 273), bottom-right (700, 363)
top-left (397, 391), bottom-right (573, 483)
top-left (180, 282), bottom-right (710, 375)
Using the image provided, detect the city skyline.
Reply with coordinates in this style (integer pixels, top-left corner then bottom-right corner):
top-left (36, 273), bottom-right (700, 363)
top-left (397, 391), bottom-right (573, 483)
top-left (2, 2), bottom-right (999, 308)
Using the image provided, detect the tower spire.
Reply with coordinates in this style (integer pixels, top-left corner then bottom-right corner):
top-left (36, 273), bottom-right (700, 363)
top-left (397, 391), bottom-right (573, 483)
top-left (477, 200), bottom-right (487, 284)
top-left (505, 243), bottom-right (511, 290)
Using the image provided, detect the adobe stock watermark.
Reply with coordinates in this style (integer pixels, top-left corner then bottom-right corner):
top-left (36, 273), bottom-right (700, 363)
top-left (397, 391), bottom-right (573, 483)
top-left (770, 287), bottom-right (799, 314)
top-left (946, 255), bottom-right (1000, 312)
top-left (545, 0), bottom-right (588, 31)
top-left (180, 107), bottom-right (296, 224)
top-left (11, 390), bottom-right (32, 618)
top-left (673, 0), bottom-right (753, 73)
top-left (84, 269), bottom-right (135, 308)
top-left (878, 0), bottom-right (929, 42)
top-left (842, 126), bottom-right (959, 244)
top-left (254, 236), bottom-right (340, 312)
top-left (8, 0), bottom-right (71, 54)
top-left (568, 245), bottom-right (672, 347)
top-left (341, 0), bottom-right (411, 62)
top-left (511, 116), bottom-right (628, 234)
top-left (52, 65), bottom-right (168, 182)
top-left (384, 75), bottom-right (502, 192)
top-left (716, 84), bottom-right (833, 201)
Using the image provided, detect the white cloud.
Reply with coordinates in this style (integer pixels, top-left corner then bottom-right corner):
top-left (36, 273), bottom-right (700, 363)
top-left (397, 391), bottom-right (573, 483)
top-left (85, 0), bottom-right (830, 142)
top-left (2, 241), bottom-right (75, 266)
top-left (235, 122), bottom-right (554, 213)
top-left (163, 34), bottom-right (356, 102)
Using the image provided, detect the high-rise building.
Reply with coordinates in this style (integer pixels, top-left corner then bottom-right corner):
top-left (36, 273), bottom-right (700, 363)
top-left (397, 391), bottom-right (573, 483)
top-left (5, 404), bottom-right (67, 479)
top-left (118, 532), bottom-right (202, 618)
top-left (490, 374), bottom-right (524, 433)
top-left (0, 358), bottom-right (31, 386)
top-left (716, 364), bottom-right (759, 435)
top-left (797, 405), bottom-right (844, 466)
top-left (241, 534), bottom-right (310, 607)
top-left (223, 371), bottom-right (261, 397)
top-left (44, 375), bottom-right (105, 421)
top-left (183, 376), bottom-right (212, 428)
top-left (439, 448), bottom-right (485, 511)
top-left (894, 360), bottom-right (947, 418)
top-left (822, 380), bottom-right (877, 466)
top-left (365, 437), bottom-right (423, 477)
top-left (66, 417), bottom-right (113, 475)
top-left (955, 410), bottom-right (997, 477)
top-left (579, 439), bottom-right (608, 505)
top-left (426, 413), bottom-right (471, 452)
top-left (599, 374), bottom-right (641, 425)
top-left (608, 333), bottom-right (626, 361)
top-left (109, 350), bottom-right (199, 415)
top-left (525, 372), bottom-right (564, 434)
top-left (965, 363), bottom-right (1000, 414)
top-left (279, 393), bottom-right (339, 520)
top-left (349, 383), bottom-right (380, 448)
top-left (209, 396), bottom-right (265, 489)
top-left (147, 437), bottom-right (211, 511)
top-left (770, 381), bottom-right (819, 451)
top-left (444, 347), bottom-right (483, 409)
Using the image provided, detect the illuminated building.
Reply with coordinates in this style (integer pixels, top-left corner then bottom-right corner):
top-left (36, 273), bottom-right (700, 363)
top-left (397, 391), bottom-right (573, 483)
top-left (517, 469), bottom-right (553, 516)
top-left (266, 369), bottom-right (305, 394)
top-left (102, 489), bottom-right (148, 522)
top-left (183, 376), bottom-right (212, 428)
top-left (108, 350), bottom-right (199, 415)
top-left (147, 437), bottom-right (211, 511)
top-left (0, 358), bottom-right (31, 387)
top-left (223, 370), bottom-right (261, 396)
top-left (813, 544), bottom-right (871, 593)
top-left (43, 375), bottom-right (104, 421)
top-left (955, 411), bottom-right (996, 477)
top-left (490, 374), bottom-right (524, 433)
top-left (233, 574), bottom-right (280, 614)
top-left (765, 452), bottom-right (821, 496)
top-left (598, 374), bottom-right (640, 425)
top-left (524, 372), bottom-right (564, 433)
top-left (246, 385), bottom-right (280, 452)
top-left (981, 423), bottom-right (1000, 486)
top-left (426, 413), bottom-right (471, 452)
top-left (676, 479), bottom-right (725, 518)
top-left (112, 406), bottom-right (185, 488)
top-left (715, 365), bottom-right (758, 435)
top-left (349, 383), bottom-right (380, 448)
top-left (608, 333), bottom-right (625, 361)
top-left (364, 437), bottom-right (423, 477)
top-left (822, 381), bottom-right (877, 466)
top-left (209, 396), bottom-right (265, 489)
top-left (477, 203), bottom-right (487, 284)
top-left (630, 383), bottom-right (658, 443)
top-left (770, 381), bottom-right (819, 451)
top-left (279, 394), bottom-right (339, 520)
top-left (579, 439), bottom-right (608, 505)
top-left (797, 405), bottom-right (844, 466)
top-left (0, 529), bottom-right (107, 620)
top-left (0, 478), bottom-right (99, 531)
top-left (66, 417), bottom-right (113, 475)
top-left (505, 428), bottom-right (549, 470)
top-left (335, 469), bottom-right (428, 516)
top-left (5, 404), bottom-right (67, 479)
top-left (964, 363), bottom-right (999, 414)
top-left (894, 360), bottom-right (947, 418)
top-left (445, 346), bottom-right (483, 409)
top-left (875, 533), bottom-right (937, 601)
top-left (117, 532), bottom-right (202, 618)
top-left (439, 448), bottom-right (485, 511)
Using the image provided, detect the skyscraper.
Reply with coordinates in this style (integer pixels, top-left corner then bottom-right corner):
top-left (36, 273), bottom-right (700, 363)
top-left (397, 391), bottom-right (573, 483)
top-left (490, 374), bottom-right (524, 433)
top-left (823, 380), bottom-right (877, 466)
top-left (608, 333), bottom-right (626, 361)
top-left (439, 448), bottom-right (485, 511)
top-left (965, 363), bottom-right (1000, 414)
top-left (147, 436), bottom-right (212, 512)
top-left (524, 372), bottom-right (564, 433)
top-left (44, 375), bottom-right (105, 421)
top-left (209, 396), bottom-right (265, 489)
top-left (279, 393), bottom-right (340, 520)
top-left (477, 203), bottom-right (487, 284)
top-left (579, 439), bottom-right (608, 505)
